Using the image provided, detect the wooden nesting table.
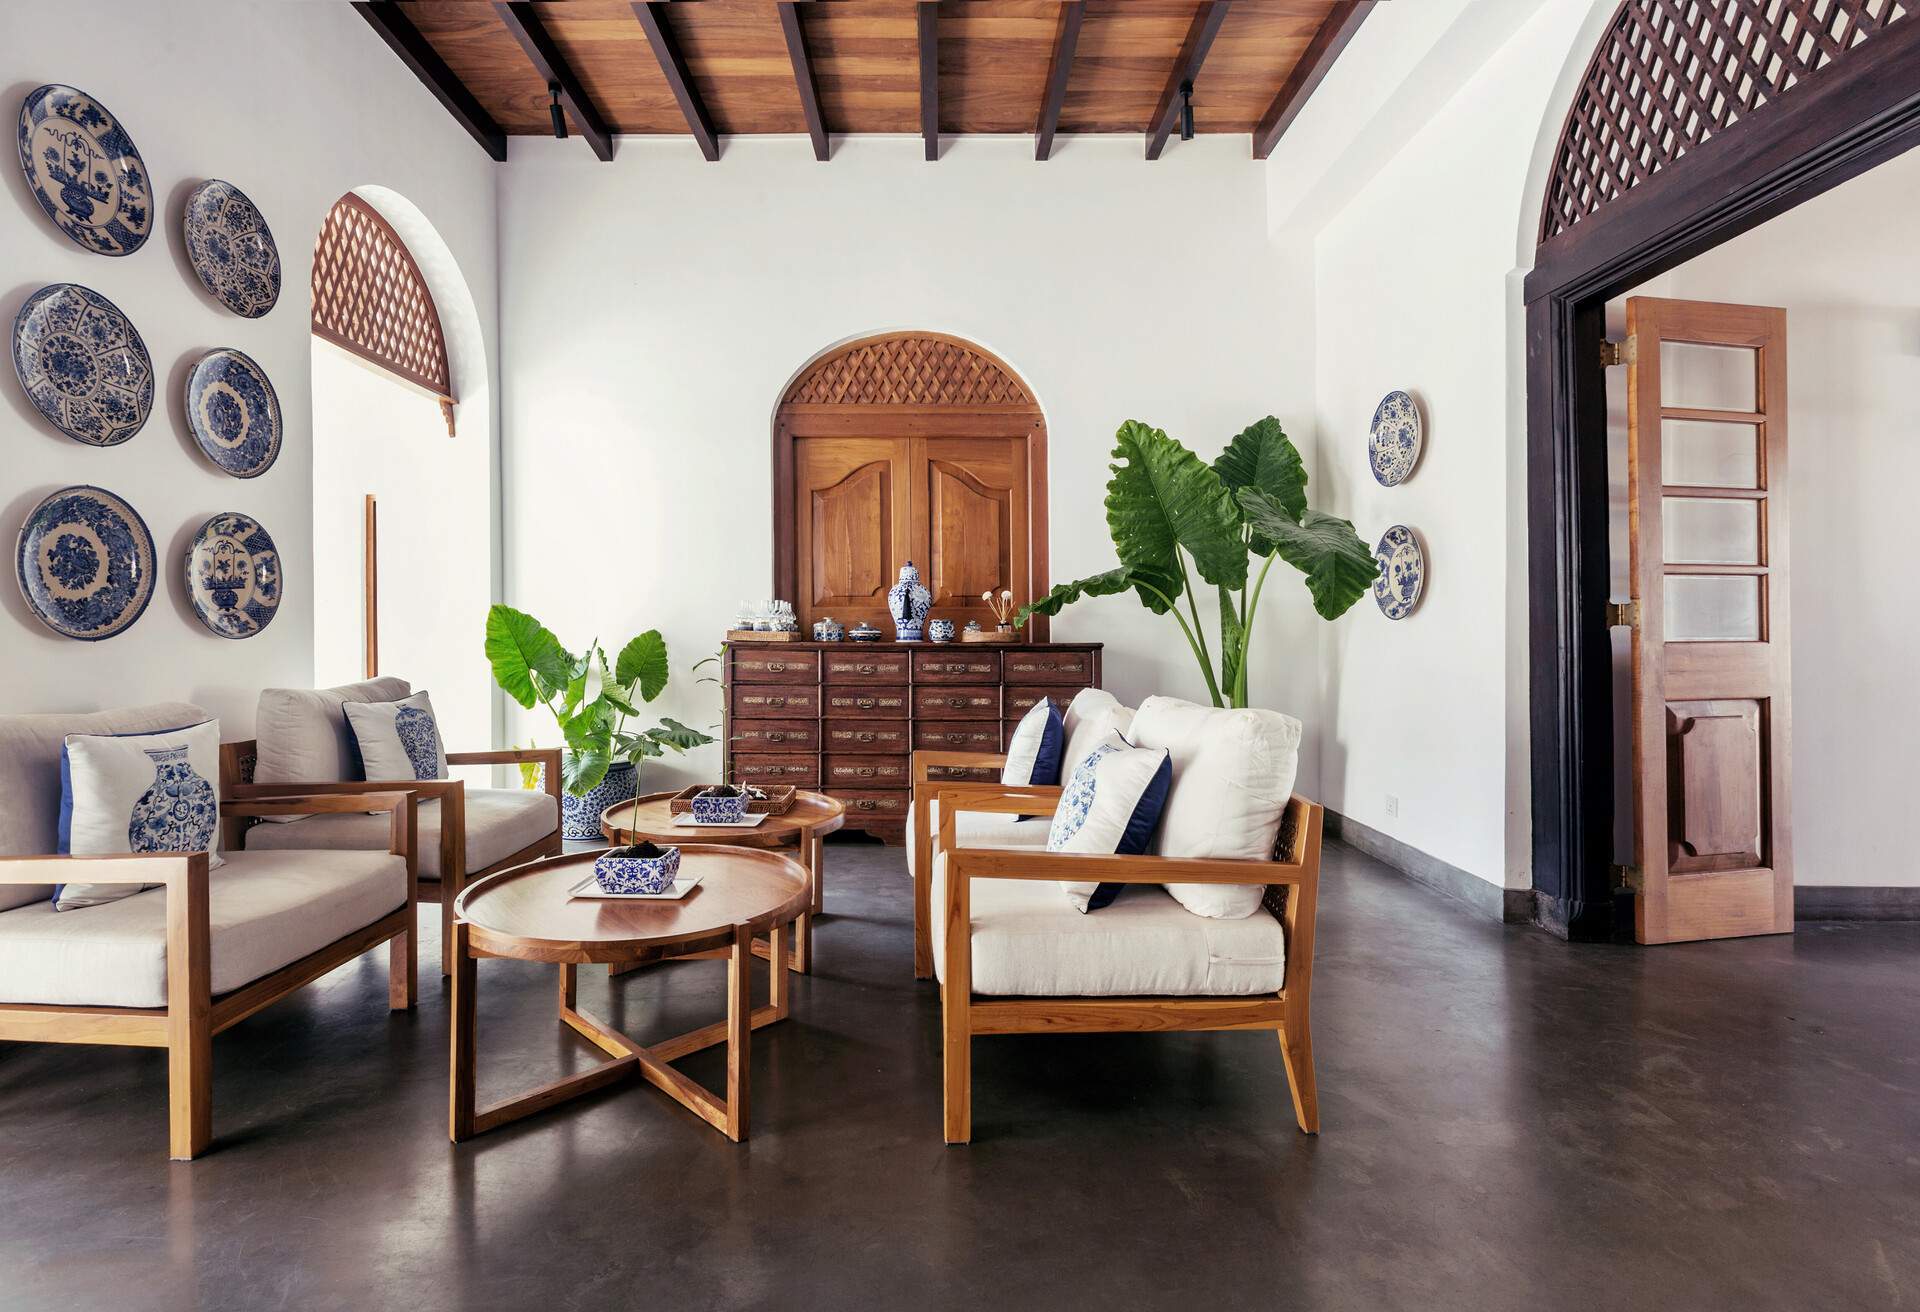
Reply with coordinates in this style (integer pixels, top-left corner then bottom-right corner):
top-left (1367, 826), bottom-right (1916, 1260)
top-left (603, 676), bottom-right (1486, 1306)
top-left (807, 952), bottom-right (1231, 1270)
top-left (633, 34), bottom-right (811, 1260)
top-left (600, 790), bottom-right (846, 973)
top-left (449, 847), bottom-right (809, 1144)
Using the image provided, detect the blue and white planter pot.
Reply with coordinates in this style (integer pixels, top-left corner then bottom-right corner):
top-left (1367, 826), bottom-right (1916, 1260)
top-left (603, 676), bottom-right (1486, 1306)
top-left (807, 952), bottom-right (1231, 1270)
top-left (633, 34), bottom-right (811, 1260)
top-left (691, 789), bottom-right (747, 824)
top-left (562, 759), bottom-right (636, 841)
top-left (594, 843), bottom-right (680, 894)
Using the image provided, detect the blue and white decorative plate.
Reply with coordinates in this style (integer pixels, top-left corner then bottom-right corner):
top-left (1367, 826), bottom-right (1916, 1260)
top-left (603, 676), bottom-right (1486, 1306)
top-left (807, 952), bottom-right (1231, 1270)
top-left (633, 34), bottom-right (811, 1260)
top-left (185, 512), bottom-right (281, 639)
top-left (185, 348), bottom-right (282, 478)
top-left (15, 485), bottom-right (155, 640)
top-left (16, 84), bottom-right (151, 255)
top-left (1368, 390), bottom-right (1423, 486)
top-left (1372, 525), bottom-right (1425, 621)
top-left (183, 180), bottom-right (280, 318)
top-left (11, 284), bottom-right (153, 447)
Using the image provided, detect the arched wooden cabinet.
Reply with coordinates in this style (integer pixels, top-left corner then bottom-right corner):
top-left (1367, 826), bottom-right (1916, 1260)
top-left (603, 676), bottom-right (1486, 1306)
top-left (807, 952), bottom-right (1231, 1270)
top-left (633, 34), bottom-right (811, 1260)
top-left (773, 332), bottom-right (1050, 639)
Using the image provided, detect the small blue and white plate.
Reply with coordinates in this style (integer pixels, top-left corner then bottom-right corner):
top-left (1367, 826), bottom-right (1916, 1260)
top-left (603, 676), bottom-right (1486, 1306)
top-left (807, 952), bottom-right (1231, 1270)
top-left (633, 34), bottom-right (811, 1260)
top-left (1368, 390), bottom-right (1422, 486)
top-left (1372, 525), bottom-right (1425, 621)
top-left (185, 348), bottom-right (282, 478)
top-left (185, 512), bottom-right (281, 639)
top-left (17, 84), bottom-right (151, 255)
top-left (11, 284), bottom-right (153, 447)
top-left (15, 485), bottom-right (156, 640)
top-left (183, 180), bottom-right (281, 318)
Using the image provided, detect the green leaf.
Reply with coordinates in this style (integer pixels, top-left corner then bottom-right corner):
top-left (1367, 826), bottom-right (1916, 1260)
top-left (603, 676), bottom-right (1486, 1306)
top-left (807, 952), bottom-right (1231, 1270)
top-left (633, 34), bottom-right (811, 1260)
top-left (561, 748), bottom-right (611, 796)
top-left (601, 683), bottom-right (640, 716)
top-left (1239, 489), bottom-right (1381, 620)
top-left (1213, 416), bottom-right (1307, 554)
top-left (484, 605), bottom-right (572, 710)
top-left (1015, 567), bottom-right (1141, 625)
top-left (614, 631), bottom-right (670, 702)
top-left (1106, 421), bottom-right (1247, 607)
top-left (1216, 583), bottom-right (1244, 704)
top-left (614, 732), bottom-right (664, 760)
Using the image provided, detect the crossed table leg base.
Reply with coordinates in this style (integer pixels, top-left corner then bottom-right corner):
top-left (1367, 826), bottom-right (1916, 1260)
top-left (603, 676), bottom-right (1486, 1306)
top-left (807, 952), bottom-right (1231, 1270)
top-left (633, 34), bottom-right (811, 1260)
top-left (449, 919), bottom-right (792, 1143)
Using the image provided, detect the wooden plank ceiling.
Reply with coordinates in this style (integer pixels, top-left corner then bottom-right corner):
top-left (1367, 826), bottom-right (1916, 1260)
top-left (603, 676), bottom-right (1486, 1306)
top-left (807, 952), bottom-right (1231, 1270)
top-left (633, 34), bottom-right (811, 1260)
top-left (366, 0), bottom-right (1370, 160)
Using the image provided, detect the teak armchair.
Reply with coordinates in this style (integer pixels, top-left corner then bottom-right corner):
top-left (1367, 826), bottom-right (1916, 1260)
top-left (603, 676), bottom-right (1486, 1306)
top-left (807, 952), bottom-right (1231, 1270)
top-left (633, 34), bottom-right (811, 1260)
top-left (911, 748), bottom-right (1011, 979)
top-left (933, 783), bottom-right (1323, 1145)
top-left (221, 741), bottom-right (563, 974)
top-left (0, 791), bottom-right (418, 1160)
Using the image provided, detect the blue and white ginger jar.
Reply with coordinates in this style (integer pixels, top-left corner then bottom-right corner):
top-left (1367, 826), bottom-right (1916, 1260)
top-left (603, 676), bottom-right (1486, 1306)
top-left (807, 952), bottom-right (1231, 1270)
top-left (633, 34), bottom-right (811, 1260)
top-left (128, 746), bottom-right (216, 853)
top-left (888, 561), bottom-right (932, 641)
top-left (562, 759), bottom-right (636, 841)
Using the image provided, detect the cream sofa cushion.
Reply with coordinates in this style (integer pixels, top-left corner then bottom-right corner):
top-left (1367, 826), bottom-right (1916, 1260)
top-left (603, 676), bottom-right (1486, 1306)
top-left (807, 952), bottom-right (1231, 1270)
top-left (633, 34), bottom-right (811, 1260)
top-left (254, 677), bottom-right (411, 786)
top-left (931, 850), bottom-right (1284, 996)
top-left (1127, 696), bottom-right (1302, 920)
top-left (0, 849), bottom-right (407, 1008)
top-left (0, 702), bottom-right (209, 912)
top-left (243, 788), bottom-right (558, 880)
top-left (906, 798), bottom-right (1049, 880)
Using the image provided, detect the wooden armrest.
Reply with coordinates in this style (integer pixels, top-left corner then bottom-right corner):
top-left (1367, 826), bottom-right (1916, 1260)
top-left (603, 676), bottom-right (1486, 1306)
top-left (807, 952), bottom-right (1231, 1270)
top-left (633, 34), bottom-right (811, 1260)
top-left (0, 851), bottom-right (209, 886)
top-left (932, 783), bottom-right (1063, 815)
top-left (225, 792), bottom-right (415, 819)
top-left (946, 847), bottom-right (1301, 886)
top-left (446, 747), bottom-right (558, 767)
top-left (229, 779), bottom-right (462, 800)
top-left (912, 750), bottom-right (1007, 781)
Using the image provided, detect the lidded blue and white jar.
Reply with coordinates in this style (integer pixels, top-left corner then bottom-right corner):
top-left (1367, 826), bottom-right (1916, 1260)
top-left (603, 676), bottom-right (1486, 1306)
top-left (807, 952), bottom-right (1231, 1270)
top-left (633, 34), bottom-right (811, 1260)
top-left (888, 561), bottom-right (933, 641)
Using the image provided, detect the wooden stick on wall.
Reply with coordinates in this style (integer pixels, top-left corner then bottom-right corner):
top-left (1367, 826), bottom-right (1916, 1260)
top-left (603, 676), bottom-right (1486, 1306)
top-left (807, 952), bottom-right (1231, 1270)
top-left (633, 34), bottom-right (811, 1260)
top-left (364, 494), bottom-right (379, 678)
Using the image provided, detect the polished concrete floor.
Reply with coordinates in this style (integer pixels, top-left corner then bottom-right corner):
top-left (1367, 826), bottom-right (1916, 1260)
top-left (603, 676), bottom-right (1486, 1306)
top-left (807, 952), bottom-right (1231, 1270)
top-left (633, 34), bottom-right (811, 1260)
top-left (3, 839), bottom-right (1916, 1311)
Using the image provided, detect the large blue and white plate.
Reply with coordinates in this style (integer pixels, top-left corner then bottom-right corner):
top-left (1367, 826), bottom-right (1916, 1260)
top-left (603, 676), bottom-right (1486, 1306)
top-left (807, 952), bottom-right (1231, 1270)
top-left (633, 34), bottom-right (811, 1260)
top-left (185, 348), bottom-right (282, 478)
top-left (1368, 390), bottom-right (1423, 486)
top-left (11, 283), bottom-right (154, 447)
top-left (183, 180), bottom-right (280, 318)
top-left (185, 512), bottom-right (281, 639)
top-left (16, 84), bottom-right (151, 255)
top-left (15, 485), bottom-right (155, 640)
top-left (1372, 525), bottom-right (1425, 621)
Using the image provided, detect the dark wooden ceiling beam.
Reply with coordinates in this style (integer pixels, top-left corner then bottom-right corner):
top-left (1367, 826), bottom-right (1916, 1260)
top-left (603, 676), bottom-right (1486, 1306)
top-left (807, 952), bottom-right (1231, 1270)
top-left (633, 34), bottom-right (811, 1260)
top-left (777, 2), bottom-right (829, 161)
top-left (633, 2), bottom-right (721, 161)
top-left (1145, 1), bottom-right (1232, 160)
top-left (1252, 0), bottom-right (1374, 159)
top-left (1034, 1), bottom-right (1085, 161)
top-left (918, 1), bottom-right (940, 162)
top-left (493, 1), bottom-right (614, 161)
top-left (354, 2), bottom-right (506, 162)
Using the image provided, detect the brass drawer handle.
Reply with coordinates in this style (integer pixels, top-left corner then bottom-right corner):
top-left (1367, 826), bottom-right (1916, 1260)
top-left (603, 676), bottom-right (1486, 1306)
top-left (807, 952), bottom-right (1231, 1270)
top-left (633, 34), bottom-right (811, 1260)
top-left (764, 731), bottom-right (787, 743)
top-left (856, 697), bottom-right (876, 710)
top-left (765, 696), bottom-right (787, 708)
top-left (766, 662), bottom-right (787, 673)
top-left (856, 798), bottom-right (878, 811)
top-left (856, 662), bottom-right (877, 675)
top-left (942, 662), bottom-right (971, 673)
top-left (855, 732), bottom-right (876, 744)
top-left (945, 696), bottom-right (969, 708)
top-left (942, 732), bottom-right (970, 744)
top-left (855, 766), bottom-right (875, 778)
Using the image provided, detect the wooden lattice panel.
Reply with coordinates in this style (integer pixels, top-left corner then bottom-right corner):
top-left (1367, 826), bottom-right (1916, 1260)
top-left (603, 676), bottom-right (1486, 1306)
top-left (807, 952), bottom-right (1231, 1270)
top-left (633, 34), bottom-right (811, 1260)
top-left (781, 333), bottom-right (1036, 408)
top-left (1540, 0), bottom-right (1911, 243)
top-left (311, 193), bottom-right (453, 401)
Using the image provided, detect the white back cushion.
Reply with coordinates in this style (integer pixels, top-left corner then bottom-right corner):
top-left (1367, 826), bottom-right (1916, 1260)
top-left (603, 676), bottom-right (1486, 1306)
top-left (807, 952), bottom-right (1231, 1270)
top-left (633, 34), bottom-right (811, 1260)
top-left (58, 720), bottom-right (226, 910)
top-left (344, 690), bottom-right (448, 782)
top-left (1127, 695), bottom-right (1302, 919)
top-left (1060, 688), bottom-right (1136, 781)
top-left (1048, 731), bottom-right (1172, 913)
top-left (255, 677), bottom-right (410, 785)
top-left (1001, 698), bottom-right (1066, 786)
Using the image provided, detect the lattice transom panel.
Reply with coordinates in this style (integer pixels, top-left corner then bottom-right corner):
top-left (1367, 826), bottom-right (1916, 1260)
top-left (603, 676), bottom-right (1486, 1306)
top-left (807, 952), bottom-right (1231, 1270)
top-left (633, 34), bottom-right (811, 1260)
top-left (1540, 0), bottom-right (1911, 243)
top-left (311, 193), bottom-right (453, 400)
top-left (782, 334), bottom-right (1036, 407)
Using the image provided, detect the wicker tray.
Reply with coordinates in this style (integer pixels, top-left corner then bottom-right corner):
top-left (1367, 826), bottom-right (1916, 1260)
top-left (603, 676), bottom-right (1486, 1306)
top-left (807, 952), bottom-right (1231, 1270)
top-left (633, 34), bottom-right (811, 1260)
top-left (725, 629), bottom-right (797, 642)
top-left (667, 784), bottom-right (797, 816)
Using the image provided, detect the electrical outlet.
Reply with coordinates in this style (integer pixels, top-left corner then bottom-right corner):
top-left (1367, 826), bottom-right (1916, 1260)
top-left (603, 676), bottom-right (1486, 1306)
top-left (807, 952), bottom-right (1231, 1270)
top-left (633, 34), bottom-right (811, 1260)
top-left (1384, 793), bottom-right (1399, 818)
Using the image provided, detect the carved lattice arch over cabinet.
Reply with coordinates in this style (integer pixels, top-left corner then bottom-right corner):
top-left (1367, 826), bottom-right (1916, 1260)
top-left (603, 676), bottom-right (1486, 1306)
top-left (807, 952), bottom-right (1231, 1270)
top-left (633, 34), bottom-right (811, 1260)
top-left (1539, 0), bottom-right (1912, 243)
top-left (311, 193), bottom-right (457, 432)
top-left (774, 332), bottom-right (1050, 639)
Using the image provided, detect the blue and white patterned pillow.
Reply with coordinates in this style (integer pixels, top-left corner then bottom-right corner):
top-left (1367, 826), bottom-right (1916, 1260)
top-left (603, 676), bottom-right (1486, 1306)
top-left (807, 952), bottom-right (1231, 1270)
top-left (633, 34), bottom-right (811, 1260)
top-left (56, 720), bottom-right (225, 911)
top-left (1002, 698), bottom-right (1065, 786)
top-left (343, 691), bottom-right (448, 782)
top-left (1046, 731), bottom-right (1171, 912)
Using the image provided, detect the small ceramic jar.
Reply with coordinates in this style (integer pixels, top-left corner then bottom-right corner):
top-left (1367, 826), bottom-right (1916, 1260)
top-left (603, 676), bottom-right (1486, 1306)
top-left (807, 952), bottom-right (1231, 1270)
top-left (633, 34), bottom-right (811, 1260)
top-left (813, 616), bottom-right (845, 642)
top-left (928, 618), bottom-right (956, 643)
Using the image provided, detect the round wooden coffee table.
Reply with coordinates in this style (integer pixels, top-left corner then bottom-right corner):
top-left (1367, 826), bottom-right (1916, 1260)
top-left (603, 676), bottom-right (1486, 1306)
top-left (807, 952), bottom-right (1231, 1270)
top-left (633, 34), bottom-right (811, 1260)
top-left (449, 846), bottom-right (809, 1144)
top-left (600, 790), bottom-right (846, 973)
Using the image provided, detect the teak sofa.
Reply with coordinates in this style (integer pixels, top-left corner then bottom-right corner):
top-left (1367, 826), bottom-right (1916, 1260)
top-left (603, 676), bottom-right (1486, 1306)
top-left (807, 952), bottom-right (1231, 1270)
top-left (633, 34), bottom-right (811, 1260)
top-left (0, 704), bottom-right (419, 1160)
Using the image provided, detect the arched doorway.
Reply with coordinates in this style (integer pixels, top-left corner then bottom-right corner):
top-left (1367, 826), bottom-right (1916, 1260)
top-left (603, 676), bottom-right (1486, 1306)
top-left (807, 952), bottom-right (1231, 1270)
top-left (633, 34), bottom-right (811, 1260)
top-left (771, 331), bottom-right (1050, 638)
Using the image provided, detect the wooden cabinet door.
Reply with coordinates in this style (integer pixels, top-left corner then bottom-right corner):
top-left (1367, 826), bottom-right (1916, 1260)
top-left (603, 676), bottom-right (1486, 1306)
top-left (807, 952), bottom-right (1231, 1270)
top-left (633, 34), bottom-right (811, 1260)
top-left (794, 437), bottom-right (912, 632)
top-left (918, 437), bottom-right (1030, 631)
top-left (1624, 296), bottom-right (1792, 944)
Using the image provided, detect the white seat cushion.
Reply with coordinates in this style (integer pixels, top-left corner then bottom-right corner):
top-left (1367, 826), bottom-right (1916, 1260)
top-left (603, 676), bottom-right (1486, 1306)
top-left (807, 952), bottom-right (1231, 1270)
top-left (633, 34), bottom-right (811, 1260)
top-left (907, 798), bottom-right (1051, 879)
top-left (0, 849), bottom-right (407, 1008)
top-left (243, 788), bottom-right (558, 880)
top-left (932, 850), bottom-right (1284, 996)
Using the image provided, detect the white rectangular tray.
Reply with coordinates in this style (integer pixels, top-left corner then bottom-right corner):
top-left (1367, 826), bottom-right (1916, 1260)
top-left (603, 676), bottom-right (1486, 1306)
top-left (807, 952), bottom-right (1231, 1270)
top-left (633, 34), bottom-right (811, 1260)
top-left (568, 872), bottom-right (705, 901)
top-left (671, 812), bottom-right (770, 829)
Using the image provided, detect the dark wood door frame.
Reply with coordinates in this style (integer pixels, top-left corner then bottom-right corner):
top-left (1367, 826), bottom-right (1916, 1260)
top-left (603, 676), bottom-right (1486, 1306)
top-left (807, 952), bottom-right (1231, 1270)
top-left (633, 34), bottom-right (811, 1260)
top-left (1525, 17), bottom-right (1920, 940)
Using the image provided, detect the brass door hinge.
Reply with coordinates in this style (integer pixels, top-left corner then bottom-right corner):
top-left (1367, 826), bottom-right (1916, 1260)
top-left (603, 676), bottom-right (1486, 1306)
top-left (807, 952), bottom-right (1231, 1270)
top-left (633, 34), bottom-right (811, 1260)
top-left (1606, 599), bottom-right (1641, 629)
top-left (1599, 337), bottom-right (1633, 367)
top-left (1613, 863), bottom-right (1643, 893)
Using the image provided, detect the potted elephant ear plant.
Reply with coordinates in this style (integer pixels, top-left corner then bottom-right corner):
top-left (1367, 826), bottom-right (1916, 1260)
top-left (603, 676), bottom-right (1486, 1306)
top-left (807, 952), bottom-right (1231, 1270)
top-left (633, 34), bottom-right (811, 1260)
top-left (485, 604), bottom-right (715, 840)
top-left (1020, 416), bottom-right (1379, 708)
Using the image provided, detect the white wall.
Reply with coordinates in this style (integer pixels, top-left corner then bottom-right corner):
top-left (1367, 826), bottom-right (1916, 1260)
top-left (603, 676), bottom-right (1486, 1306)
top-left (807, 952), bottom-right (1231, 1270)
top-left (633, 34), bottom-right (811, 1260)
top-left (1607, 152), bottom-right (1920, 887)
top-left (496, 134), bottom-right (1319, 792)
top-left (2, 0), bottom-right (497, 737)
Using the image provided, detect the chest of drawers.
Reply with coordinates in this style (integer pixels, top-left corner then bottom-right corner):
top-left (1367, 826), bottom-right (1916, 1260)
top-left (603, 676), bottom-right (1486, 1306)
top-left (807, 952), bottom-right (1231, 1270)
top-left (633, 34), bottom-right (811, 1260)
top-left (723, 640), bottom-right (1102, 842)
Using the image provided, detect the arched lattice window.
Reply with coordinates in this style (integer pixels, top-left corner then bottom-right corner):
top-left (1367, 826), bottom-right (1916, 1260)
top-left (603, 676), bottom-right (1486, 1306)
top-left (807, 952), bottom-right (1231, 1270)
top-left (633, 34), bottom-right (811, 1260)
top-left (1540, 0), bottom-right (1912, 244)
top-left (311, 193), bottom-right (456, 432)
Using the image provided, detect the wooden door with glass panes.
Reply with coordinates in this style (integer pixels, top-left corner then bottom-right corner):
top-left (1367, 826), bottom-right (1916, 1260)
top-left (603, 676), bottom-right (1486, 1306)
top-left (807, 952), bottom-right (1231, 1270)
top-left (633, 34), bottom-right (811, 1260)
top-left (1623, 297), bottom-right (1792, 944)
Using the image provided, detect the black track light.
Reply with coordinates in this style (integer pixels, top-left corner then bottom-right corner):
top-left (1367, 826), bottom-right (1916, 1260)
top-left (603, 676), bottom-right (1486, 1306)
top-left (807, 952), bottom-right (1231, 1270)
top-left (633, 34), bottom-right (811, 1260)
top-left (548, 83), bottom-right (567, 140)
top-left (1179, 81), bottom-right (1194, 142)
